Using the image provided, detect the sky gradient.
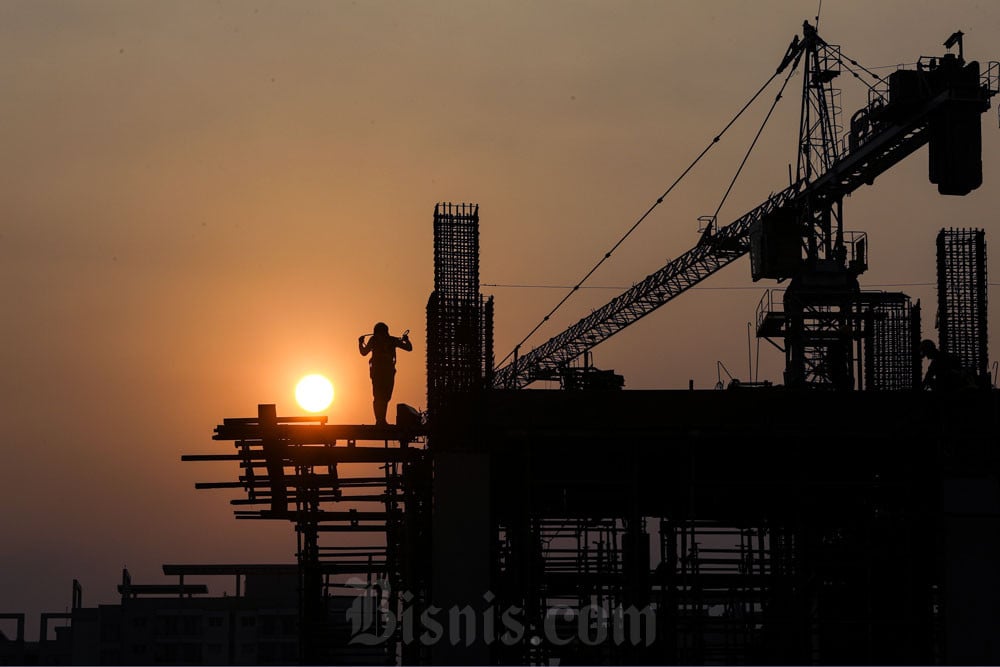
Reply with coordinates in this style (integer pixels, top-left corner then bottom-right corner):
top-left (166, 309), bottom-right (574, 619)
top-left (2, 0), bottom-right (1000, 629)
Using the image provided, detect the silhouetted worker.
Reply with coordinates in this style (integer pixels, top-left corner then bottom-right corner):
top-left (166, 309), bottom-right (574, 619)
top-left (921, 339), bottom-right (973, 391)
top-left (359, 322), bottom-right (412, 425)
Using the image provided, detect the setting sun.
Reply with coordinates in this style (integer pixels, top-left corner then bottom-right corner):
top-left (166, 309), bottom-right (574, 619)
top-left (295, 374), bottom-right (334, 412)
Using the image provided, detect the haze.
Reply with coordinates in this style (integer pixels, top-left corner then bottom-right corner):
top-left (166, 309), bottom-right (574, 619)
top-left (2, 0), bottom-right (999, 626)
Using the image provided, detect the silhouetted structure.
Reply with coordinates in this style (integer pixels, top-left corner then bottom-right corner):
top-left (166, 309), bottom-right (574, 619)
top-left (493, 22), bottom-right (995, 391)
top-left (184, 224), bottom-right (999, 665)
top-left (185, 405), bottom-right (431, 665)
top-left (449, 388), bottom-right (1000, 665)
top-left (426, 203), bottom-right (493, 420)
top-left (0, 565), bottom-right (360, 665)
top-left (865, 294), bottom-right (921, 390)
top-left (937, 227), bottom-right (989, 385)
top-left (177, 22), bottom-right (1000, 667)
top-left (5, 17), bottom-right (999, 667)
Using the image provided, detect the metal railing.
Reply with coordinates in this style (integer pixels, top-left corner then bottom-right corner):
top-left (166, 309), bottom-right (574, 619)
top-left (755, 289), bottom-right (785, 335)
top-left (844, 230), bottom-right (868, 272)
top-left (981, 60), bottom-right (999, 94)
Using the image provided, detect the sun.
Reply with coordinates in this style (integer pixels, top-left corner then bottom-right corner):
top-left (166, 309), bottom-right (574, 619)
top-left (295, 374), bottom-right (334, 412)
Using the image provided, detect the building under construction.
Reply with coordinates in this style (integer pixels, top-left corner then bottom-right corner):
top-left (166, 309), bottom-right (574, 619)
top-left (178, 22), bottom-right (1000, 666)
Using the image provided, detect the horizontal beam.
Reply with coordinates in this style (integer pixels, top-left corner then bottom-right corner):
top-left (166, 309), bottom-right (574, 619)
top-left (246, 447), bottom-right (422, 465)
top-left (186, 446), bottom-right (423, 466)
top-left (118, 584), bottom-right (209, 595)
top-left (213, 422), bottom-right (427, 443)
top-left (260, 510), bottom-right (390, 521)
top-left (182, 454), bottom-right (249, 462)
top-left (230, 494), bottom-right (391, 505)
top-left (162, 564), bottom-right (297, 576)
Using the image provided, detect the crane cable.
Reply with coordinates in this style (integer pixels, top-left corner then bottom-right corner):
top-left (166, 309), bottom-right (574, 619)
top-left (837, 49), bottom-right (891, 99)
top-left (497, 64), bottom-right (787, 367)
top-left (709, 53), bottom-right (801, 228)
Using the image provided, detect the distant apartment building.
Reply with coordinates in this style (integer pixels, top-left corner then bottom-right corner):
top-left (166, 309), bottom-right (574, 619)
top-left (0, 564), bottom-right (381, 666)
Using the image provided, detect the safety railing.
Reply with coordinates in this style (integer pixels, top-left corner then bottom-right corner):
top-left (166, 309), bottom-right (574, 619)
top-left (844, 230), bottom-right (868, 274)
top-left (754, 288), bottom-right (785, 336)
top-left (981, 60), bottom-right (1000, 95)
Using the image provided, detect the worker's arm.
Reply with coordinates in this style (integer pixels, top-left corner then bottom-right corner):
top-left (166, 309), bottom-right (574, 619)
top-left (398, 333), bottom-right (413, 352)
top-left (359, 336), bottom-right (370, 355)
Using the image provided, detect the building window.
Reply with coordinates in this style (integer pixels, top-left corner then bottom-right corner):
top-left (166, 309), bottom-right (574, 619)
top-left (259, 643), bottom-right (277, 662)
top-left (100, 624), bottom-right (120, 641)
top-left (281, 642), bottom-right (298, 661)
top-left (181, 615), bottom-right (202, 636)
top-left (155, 644), bottom-right (177, 662)
top-left (182, 643), bottom-right (202, 663)
top-left (161, 615), bottom-right (179, 636)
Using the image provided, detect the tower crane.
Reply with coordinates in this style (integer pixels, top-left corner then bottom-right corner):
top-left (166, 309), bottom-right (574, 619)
top-left (493, 22), bottom-right (996, 390)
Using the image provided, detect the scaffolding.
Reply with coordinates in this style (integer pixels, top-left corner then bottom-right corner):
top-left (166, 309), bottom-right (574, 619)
top-left (491, 495), bottom-right (942, 664)
top-left (184, 406), bottom-right (431, 665)
top-left (937, 227), bottom-right (989, 384)
top-left (655, 520), bottom-right (773, 665)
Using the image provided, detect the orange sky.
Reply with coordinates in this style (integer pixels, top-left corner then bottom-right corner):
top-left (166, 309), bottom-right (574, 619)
top-left (2, 0), bottom-right (1000, 627)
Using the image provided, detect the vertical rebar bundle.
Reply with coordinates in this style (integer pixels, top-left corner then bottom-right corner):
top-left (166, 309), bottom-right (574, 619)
top-left (936, 228), bottom-right (988, 384)
top-left (427, 203), bottom-right (493, 420)
top-left (864, 294), bottom-right (920, 390)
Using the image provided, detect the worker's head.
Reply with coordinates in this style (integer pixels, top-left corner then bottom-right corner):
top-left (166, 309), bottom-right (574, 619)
top-left (373, 322), bottom-right (389, 336)
top-left (920, 339), bottom-right (938, 359)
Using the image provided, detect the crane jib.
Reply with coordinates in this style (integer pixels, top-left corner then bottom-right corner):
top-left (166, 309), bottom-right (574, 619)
top-left (493, 50), bottom-right (995, 390)
top-left (493, 185), bottom-right (801, 389)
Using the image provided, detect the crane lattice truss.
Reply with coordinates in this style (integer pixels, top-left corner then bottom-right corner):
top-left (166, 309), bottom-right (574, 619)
top-left (494, 28), bottom-right (994, 389)
top-left (494, 186), bottom-right (799, 388)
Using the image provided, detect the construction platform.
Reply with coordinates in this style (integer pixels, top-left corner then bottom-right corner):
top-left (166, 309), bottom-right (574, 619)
top-left (187, 388), bottom-right (1000, 665)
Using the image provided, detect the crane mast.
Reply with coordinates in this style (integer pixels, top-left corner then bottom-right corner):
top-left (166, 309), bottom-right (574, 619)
top-left (493, 22), bottom-right (995, 390)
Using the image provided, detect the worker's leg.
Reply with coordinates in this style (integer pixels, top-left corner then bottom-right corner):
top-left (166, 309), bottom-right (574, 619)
top-left (373, 398), bottom-right (387, 425)
top-left (372, 369), bottom-right (395, 425)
